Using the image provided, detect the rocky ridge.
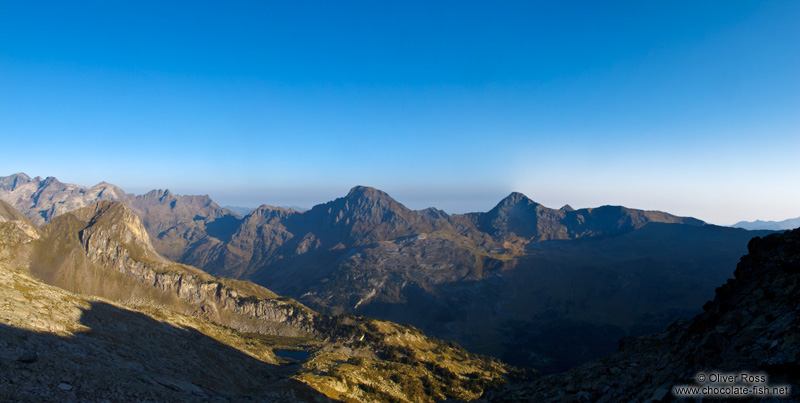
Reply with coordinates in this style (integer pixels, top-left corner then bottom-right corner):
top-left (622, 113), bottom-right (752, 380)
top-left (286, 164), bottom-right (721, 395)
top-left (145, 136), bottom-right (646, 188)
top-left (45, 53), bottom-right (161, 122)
top-left (0, 173), bottom-right (242, 264)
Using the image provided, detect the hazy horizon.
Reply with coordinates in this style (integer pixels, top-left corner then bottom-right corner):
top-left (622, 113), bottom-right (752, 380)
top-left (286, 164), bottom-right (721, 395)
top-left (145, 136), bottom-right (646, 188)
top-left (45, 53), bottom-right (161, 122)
top-left (2, 2), bottom-right (798, 226)
top-left (3, 170), bottom-right (792, 227)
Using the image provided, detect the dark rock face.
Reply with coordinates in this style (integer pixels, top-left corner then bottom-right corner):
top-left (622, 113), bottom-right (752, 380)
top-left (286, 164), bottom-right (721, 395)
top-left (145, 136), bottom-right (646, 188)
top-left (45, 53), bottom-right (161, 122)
top-left (480, 228), bottom-right (800, 402)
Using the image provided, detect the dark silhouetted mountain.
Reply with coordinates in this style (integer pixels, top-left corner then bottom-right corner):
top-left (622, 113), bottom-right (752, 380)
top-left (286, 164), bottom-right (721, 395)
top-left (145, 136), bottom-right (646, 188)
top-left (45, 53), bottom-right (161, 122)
top-left (462, 191), bottom-right (702, 241)
top-left (733, 216), bottom-right (800, 231)
top-left (480, 227), bottom-right (800, 401)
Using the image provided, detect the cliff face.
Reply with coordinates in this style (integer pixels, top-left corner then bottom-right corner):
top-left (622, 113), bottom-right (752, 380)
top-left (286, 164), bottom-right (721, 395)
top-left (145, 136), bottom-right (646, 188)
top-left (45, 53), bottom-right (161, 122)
top-left (481, 228), bottom-right (800, 402)
top-left (29, 200), bottom-right (316, 338)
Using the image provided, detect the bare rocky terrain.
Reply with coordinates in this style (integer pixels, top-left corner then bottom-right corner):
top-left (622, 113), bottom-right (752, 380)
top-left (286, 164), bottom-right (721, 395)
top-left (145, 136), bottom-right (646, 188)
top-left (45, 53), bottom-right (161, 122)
top-left (0, 173), bottom-right (774, 372)
top-left (1, 173), bottom-right (797, 401)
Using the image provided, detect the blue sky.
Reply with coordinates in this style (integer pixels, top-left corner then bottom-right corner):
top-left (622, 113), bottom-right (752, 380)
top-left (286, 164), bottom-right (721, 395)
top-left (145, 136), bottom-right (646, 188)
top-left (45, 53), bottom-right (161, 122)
top-left (1, 1), bottom-right (798, 224)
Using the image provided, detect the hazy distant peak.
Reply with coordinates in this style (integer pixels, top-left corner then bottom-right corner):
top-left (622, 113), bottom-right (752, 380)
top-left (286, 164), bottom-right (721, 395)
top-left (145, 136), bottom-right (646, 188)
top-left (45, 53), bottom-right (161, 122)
top-left (253, 204), bottom-right (294, 213)
top-left (733, 217), bottom-right (800, 231)
top-left (90, 181), bottom-right (124, 192)
top-left (560, 204), bottom-right (575, 212)
top-left (9, 172), bottom-right (31, 182)
top-left (41, 176), bottom-right (61, 186)
top-left (141, 189), bottom-right (175, 201)
top-left (0, 172), bottom-right (33, 191)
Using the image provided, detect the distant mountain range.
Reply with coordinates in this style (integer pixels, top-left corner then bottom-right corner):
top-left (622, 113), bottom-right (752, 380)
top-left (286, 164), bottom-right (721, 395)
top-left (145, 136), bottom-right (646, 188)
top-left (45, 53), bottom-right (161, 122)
top-left (223, 205), bottom-right (257, 217)
top-left (0, 173), bottom-right (773, 373)
top-left (224, 205), bottom-right (308, 217)
top-left (732, 217), bottom-right (800, 231)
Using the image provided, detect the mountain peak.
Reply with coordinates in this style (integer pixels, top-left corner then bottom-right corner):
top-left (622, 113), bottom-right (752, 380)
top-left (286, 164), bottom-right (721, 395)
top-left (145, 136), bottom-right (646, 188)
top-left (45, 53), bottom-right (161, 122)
top-left (496, 192), bottom-right (538, 209)
top-left (41, 176), bottom-right (62, 186)
top-left (347, 185), bottom-right (384, 198)
top-left (344, 186), bottom-right (402, 207)
top-left (9, 172), bottom-right (31, 182)
top-left (0, 173), bottom-right (33, 191)
top-left (141, 189), bottom-right (175, 202)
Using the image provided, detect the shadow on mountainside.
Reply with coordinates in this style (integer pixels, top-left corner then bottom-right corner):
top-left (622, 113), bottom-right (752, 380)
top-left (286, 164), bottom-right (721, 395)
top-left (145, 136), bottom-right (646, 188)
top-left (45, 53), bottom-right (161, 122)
top-left (0, 301), bottom-right (337, 402)
top-left (356, 223), bottom-right (776, 375)
top-left (204, 214), bottom-right (243, 243)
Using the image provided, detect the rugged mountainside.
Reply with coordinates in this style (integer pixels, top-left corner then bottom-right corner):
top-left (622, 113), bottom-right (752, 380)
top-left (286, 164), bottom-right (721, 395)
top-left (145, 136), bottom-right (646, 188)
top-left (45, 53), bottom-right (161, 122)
top-left (0, 173), bottom-right (130, 226)
top-left (0, 173), bottom-right (770, 372)
top-left (199, 187), bottom-right (703, 294)
top-left (194, 187), bottom-right (759, 372)
top-left (0, 173), bottom-right (243, 264)
top-left (480, 228), bottom-right (800, 402)
top-left (0, 200), bottom-right (510, 402)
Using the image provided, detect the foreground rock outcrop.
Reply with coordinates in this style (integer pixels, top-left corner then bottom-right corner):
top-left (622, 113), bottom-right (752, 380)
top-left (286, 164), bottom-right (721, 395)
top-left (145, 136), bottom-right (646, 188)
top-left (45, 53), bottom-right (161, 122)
top-left (481, 228), bottom-right (800, 401)
top-left (0, 265), bottom-right (332, 402)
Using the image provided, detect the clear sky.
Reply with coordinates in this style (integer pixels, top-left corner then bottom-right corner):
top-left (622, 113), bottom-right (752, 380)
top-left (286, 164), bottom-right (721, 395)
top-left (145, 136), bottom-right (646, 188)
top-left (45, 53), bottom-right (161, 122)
top-left (1, 1), bottom-right (798, 225)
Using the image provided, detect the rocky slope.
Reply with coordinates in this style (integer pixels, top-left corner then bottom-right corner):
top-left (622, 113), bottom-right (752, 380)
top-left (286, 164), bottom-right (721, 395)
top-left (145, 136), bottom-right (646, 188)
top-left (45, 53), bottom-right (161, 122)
top-left (0, 264), bottom-right (332, 402)
top-left (0, 173), bottom-right (243, 264)
top-left (0, 200), bottom-right (511, 402)
top-left (480, 228), bottom-right (800, 402)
